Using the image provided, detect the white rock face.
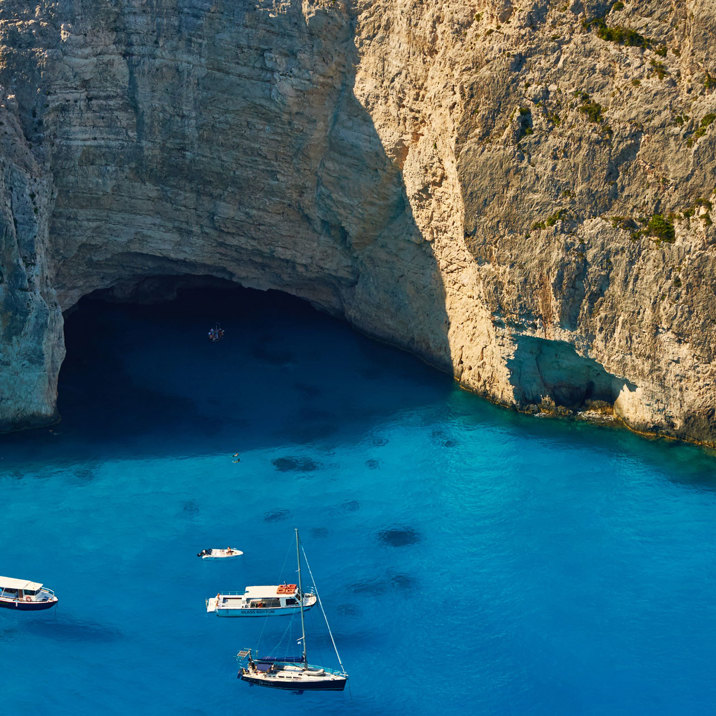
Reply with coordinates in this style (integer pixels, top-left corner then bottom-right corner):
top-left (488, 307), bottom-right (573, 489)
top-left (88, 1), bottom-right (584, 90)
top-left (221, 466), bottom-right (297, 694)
top-left (0, 0), bottom-right (713, 445)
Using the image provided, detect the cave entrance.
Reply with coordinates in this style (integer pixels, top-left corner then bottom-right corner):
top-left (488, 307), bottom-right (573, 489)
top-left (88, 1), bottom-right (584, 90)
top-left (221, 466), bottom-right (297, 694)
top-left (58, 276), bottom-right (330, 452)
top-left (507, 335), bottom-right (636, 411)
top-left (57, 274), bottom-right (449, 457)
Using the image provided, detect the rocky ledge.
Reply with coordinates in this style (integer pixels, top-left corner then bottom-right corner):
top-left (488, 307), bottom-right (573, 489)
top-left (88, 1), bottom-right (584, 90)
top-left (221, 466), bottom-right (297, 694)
top-left (0, 0), bottom-right (713, 446)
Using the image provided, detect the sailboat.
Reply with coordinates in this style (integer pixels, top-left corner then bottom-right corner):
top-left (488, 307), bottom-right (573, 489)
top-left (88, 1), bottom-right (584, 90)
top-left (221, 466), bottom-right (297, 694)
top-left (236, 529), bottom-right (348, 692)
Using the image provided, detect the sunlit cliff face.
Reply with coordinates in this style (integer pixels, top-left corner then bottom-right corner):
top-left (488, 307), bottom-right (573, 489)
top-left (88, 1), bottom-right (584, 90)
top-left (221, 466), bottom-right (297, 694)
top-left (0, 0), bottom-right (714, 445)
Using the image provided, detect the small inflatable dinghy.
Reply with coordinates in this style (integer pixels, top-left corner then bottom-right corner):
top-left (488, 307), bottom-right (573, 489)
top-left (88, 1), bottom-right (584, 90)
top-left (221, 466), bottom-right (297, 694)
top-left (198, 547), bottom-right (243, 559)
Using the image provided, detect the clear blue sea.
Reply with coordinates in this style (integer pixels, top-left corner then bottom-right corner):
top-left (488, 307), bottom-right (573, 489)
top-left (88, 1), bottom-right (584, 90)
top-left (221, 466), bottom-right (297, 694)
top-left (1, 285), bottom-right (715, 715)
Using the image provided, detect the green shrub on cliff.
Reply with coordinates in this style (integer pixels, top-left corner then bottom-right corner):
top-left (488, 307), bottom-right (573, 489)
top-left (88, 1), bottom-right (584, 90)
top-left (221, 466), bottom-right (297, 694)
top-left (584, 15), bottom-right (650, 48)
top-left (516, 107), bottom-right (533, 142)
top-left (531, 209), bottom-right (568, 232)
top-left (598, 24), bottom-right (649, 47)
top-left (610, 216), bottom-right (638, 233)
top-left (580, 100), bottom-right (603, 123)
top-left (687, 114), bottom-right (716, 146)
top-left (643, 214), bottom-right (675, 243)
top-left (695, 113), bottom-right (715, 138)
top-left (545, 209), bottom-right (567, 226)
top-left (650, 60), bottom-right (668, 80)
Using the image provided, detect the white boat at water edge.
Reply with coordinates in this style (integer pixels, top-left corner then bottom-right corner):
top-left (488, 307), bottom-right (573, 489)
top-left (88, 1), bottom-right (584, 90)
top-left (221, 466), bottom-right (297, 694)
top-left (197, 547), bottom-right (243, 559)
top-left (0, 576), bottom-right (58, 612)
top-left (206, 583), bottom-right (317, 617)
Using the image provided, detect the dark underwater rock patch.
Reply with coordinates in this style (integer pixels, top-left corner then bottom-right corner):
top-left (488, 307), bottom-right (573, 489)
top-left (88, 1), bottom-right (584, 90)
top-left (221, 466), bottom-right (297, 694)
top-left (336, 604), bottom-right (360, 617)
top-left (182, 500), bottom-right (200, 515)
top-left (378, 527), bottom-right (421, 547)
top-left (349, 578), bottom-right (387, 595)
top-left (390, 573), bottom-right (415, 590)
top-left (372, 437), bottom-right (388, 447)
top-left (264, 508), bottom-right (290, 522)
top-left (431, 428), bottom-right (457, 448)
top-left (348, 572), bottom-right (415, 595)
top-left (74, 466), bottom-right (97, 482)
top-left (272, 456), bottom-right (321, 472)
top-left (310, 527), bottom-right (329, 538)
top-left (341, 500), bottom-right (360, 512)
top-left (365, 459), bottom-right (379, 469)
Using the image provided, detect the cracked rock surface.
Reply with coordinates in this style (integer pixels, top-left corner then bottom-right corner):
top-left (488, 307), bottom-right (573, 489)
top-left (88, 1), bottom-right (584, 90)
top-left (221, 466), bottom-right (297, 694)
top-left (0, 0), bottom-right (714, 445)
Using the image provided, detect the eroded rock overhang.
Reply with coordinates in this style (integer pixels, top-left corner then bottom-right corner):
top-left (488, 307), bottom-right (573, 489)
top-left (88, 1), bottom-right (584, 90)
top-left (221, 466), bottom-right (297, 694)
top-left (0, 0), bottom-right (713, 446)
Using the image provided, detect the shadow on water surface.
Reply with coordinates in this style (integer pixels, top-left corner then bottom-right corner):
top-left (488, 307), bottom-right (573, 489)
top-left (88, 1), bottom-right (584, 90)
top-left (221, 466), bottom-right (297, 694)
top-left (8, 0), bottom-right (456, 477)
top-left (0, 284), bottom-right (454, 470)
top-left (21, 617), bottom-right (123, 644)
top-left (0, 282), bottom-right (712, 490)
top-left (507, 336), bottom-right (636, 410)
top-left (445, 383), bottom-right (716, 488)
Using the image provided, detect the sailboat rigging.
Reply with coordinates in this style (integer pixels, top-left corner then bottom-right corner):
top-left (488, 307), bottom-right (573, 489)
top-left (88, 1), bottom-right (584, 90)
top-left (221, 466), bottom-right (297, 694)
top-left (236, 529), bottom-right (348, 692)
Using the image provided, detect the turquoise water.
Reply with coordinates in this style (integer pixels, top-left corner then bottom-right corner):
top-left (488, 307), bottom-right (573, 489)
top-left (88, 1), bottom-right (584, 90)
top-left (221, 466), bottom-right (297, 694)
top-left (1, 286), bottom-right (715, 714)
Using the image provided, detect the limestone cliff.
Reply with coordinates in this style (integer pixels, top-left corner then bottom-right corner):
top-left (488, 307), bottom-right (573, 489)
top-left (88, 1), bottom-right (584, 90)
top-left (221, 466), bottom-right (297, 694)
top-left (0, 0), bottom-right (713, 446)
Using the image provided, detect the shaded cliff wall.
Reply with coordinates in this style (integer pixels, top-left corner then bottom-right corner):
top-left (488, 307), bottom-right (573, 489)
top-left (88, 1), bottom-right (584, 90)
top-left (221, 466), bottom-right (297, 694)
top-left (350, 0), bottom-right (716, 444)
top-left (0, 0), bottom-right (713, 445)
top-left (0, 93), bottom-right (63, 430)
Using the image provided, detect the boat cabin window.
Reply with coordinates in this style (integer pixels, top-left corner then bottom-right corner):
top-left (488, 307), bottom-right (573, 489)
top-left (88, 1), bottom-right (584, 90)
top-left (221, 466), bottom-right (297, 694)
top-left (250, 598), bottom-right (280, 608)
top-left (285, 598), bottom-right (298, 605)
top-left (2, 588), bottom-right (18, 597)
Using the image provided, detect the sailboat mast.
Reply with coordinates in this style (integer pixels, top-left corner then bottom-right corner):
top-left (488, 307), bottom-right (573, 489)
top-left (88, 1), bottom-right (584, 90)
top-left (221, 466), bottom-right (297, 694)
top-left (295, 528), bottom-right (307, 666)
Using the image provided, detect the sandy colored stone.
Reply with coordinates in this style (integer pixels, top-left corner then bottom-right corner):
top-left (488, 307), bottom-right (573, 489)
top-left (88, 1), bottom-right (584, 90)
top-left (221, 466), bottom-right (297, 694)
top-left (0, 0), bottom-right (713, 445)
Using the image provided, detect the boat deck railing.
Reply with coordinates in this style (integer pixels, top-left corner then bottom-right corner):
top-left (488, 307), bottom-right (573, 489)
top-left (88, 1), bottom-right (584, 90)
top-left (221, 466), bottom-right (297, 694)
top-left (0, 587), bottom-right (55, 602)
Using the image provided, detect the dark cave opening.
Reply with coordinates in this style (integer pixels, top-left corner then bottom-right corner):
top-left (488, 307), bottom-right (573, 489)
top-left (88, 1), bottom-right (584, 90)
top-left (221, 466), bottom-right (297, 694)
top-left (508, 335), bottom-right (636, 411)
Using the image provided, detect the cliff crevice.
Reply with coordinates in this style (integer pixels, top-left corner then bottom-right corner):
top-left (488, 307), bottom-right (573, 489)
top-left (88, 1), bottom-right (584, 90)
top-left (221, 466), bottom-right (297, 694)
top-left (0, 0), bottom-right (713, 445)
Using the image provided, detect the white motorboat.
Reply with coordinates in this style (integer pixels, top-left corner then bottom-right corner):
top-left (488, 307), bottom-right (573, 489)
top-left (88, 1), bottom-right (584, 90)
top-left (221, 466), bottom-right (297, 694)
top-left (236, 529), bottom-right (348, 692)
top-left (206, 583), bottom-right (316, 617)
top-left (197, 547), bottom-right (243, 560)
top-left (0, 576), bottom-right (58, 611)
